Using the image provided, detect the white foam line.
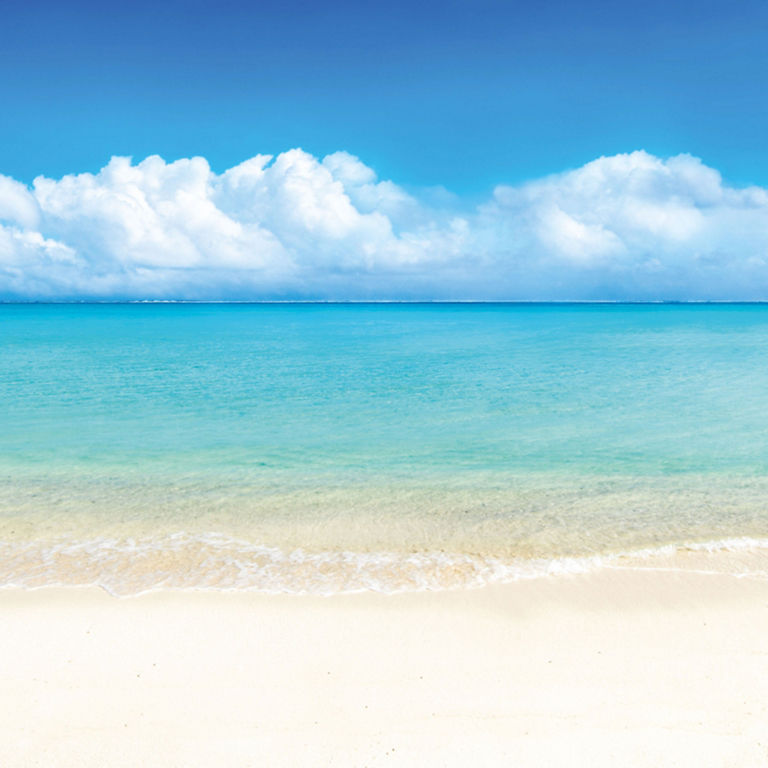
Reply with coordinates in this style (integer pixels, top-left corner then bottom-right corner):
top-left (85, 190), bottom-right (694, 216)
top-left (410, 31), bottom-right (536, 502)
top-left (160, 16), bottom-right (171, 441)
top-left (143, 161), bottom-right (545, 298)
top-left (602, 564), bottom-right (768, 580)
top-left (1, 533), bottom-right (767, 597)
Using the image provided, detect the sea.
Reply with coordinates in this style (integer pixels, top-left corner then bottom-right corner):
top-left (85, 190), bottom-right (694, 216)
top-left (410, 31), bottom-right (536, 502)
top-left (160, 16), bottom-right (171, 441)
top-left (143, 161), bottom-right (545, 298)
top-left (1, 302), bottom-right (767, 595)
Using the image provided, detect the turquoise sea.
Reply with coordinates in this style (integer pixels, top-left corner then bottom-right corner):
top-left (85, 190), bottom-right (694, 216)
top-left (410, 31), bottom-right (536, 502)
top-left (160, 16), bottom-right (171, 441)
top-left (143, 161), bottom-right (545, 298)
top-left (1, 303), bottom-right (767, 594)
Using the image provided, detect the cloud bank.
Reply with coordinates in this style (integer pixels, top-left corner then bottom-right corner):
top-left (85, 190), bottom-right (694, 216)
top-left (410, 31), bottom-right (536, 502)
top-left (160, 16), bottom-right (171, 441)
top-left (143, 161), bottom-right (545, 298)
top-left (2, 149), bottom-right (768, 300)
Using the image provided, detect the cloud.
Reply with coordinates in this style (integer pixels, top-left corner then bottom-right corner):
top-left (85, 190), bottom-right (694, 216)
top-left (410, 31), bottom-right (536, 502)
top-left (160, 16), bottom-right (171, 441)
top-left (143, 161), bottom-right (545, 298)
top-left (2, 149), bottom-right (768, 299)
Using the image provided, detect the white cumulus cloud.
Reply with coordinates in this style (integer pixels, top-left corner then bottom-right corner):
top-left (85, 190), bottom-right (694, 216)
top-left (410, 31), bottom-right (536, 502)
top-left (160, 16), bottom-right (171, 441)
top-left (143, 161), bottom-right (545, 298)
top-left (1, 148), bottom-right (768, 299)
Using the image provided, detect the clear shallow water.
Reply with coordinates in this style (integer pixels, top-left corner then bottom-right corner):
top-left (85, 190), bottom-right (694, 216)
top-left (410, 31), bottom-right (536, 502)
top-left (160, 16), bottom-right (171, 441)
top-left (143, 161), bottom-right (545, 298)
top-left (1, 303), bottom-right (767, 594)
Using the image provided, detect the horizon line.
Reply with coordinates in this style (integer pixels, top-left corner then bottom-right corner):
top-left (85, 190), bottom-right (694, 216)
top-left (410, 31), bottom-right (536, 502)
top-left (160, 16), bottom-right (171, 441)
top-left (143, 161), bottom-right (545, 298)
top-left (4, 299), bottom-right (768, 306)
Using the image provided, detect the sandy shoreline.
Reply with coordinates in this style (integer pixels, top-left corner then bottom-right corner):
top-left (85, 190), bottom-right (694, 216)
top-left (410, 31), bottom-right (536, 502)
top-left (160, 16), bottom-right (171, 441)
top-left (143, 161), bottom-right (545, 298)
top-left (2, 566), bottom-right (767, 767)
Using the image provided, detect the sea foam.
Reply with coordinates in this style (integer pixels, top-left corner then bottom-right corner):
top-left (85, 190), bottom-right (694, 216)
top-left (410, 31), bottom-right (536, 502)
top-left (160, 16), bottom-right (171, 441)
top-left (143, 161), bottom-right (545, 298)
top-left (2, 533), bottom-right (767, 597)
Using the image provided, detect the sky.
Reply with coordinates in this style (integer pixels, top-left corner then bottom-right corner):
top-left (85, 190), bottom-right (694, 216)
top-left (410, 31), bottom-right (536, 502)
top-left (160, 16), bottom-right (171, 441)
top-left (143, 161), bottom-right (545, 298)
top-left (2, 0), bottom-right (768, 299)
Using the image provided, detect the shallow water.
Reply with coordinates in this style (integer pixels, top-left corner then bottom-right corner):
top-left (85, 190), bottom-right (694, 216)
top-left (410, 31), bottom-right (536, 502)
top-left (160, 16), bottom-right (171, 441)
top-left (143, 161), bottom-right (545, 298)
top-left (2, 303), bottom-right (767, 593)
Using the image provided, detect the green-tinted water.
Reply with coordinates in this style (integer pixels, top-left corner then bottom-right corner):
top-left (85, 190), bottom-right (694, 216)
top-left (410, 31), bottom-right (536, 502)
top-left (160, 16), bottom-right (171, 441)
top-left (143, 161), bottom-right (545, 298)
top-left (1, 303), bottom-right (767, 593)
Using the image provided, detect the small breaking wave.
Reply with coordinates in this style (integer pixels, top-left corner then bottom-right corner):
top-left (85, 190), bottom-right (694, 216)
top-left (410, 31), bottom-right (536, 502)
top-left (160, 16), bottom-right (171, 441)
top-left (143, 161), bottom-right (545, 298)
top-left (1, 532), bottom-right (767, 597)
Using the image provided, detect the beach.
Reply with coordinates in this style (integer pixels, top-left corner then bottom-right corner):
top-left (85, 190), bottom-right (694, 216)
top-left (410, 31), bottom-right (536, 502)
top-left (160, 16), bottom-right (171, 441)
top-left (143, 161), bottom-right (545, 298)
top-left (3, 560), bottom-right (767, 767)
top-left (4, 0), bottom-right (768, 757)
top-left (3, 304), bottom-right (768, 765)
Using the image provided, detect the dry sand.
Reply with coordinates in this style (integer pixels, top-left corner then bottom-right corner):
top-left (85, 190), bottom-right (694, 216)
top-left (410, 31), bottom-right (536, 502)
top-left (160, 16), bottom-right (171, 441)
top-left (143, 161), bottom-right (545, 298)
top-left (1, 566), bottom-right (767, 767)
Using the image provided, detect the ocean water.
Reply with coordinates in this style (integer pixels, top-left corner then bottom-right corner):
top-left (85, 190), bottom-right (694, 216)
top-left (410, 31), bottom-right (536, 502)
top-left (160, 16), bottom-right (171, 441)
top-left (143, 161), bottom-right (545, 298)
top-left (1, 303), bottom-right (767, 595)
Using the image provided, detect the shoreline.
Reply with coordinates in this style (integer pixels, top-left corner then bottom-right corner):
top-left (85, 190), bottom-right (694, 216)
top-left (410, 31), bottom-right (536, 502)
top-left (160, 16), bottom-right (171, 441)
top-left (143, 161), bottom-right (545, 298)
top-left (2, 566), bottom-right (767, 766)
top-left (2, 536), bottom-right (767, 597)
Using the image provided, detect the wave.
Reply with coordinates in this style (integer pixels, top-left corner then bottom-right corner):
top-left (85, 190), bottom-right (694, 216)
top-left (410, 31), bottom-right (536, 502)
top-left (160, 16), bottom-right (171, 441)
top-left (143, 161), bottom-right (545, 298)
top-left (1, 533), bottom-right (767, 597)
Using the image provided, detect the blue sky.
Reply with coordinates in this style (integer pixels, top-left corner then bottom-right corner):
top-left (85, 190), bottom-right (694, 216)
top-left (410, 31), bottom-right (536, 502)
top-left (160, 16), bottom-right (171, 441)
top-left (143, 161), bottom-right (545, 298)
top-left (3, 0), bottom-right (768, 193)
top-left (3, 0), bottom-right (768, 300)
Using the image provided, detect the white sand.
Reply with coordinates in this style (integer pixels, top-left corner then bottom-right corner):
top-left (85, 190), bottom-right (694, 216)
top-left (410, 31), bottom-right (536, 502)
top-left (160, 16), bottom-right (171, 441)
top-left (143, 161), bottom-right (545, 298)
top-left (1, 567), bottom-right (767, 767)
